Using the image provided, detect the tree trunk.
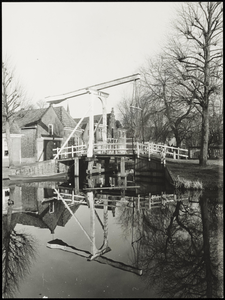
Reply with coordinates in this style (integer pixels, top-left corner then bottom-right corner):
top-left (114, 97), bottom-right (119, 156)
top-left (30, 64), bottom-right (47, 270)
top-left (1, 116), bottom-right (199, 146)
top-left (5, 120), bottom-right (14, 167)
top-left (199, 196), bottom-right (212, 298)
top-left (174, 130), bottom-right (181, 148)
top-left (200, 21), bottom-right (211, 167)
top-left (199, 107), bottom-right (209, 166)
top-left (141, 111), bottom-right (145, 143)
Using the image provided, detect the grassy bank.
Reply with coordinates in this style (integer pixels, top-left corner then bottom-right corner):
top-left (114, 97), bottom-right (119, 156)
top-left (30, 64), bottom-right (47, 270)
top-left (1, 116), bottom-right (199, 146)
top-left (166, 158), bottom-right (223, 191)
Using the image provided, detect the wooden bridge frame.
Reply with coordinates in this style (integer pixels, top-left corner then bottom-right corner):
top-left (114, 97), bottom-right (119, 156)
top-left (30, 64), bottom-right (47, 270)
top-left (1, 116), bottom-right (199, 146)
top-left (47, 73), bottom-right (188, 161)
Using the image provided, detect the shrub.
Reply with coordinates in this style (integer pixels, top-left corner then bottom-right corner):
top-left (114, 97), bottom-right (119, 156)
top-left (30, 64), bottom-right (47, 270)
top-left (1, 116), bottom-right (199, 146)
top-left (175, 175), bottom-right (203, 190)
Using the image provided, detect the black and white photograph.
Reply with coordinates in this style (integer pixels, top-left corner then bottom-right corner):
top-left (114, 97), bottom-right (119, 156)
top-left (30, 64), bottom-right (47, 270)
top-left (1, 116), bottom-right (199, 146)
top-left (2, 2), bottom-right (223, 298)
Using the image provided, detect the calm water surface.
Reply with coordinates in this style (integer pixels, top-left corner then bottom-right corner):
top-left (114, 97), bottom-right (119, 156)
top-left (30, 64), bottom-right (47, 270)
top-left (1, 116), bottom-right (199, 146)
top-left (2, 170), bottom-right (223, 298)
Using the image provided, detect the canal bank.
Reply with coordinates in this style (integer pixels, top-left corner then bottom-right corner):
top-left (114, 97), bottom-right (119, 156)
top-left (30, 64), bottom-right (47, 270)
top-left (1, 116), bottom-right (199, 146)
top-left (166, 158), bottom-right (223, 191)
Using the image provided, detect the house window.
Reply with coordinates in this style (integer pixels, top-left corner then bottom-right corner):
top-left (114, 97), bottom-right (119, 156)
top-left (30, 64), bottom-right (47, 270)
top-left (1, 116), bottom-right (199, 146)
top-left (48, 124), bottom-right (53, 135)
top-left (49, 202), bottom-right (54, 214)
top-left (3, 139), bottom-right (8, 157)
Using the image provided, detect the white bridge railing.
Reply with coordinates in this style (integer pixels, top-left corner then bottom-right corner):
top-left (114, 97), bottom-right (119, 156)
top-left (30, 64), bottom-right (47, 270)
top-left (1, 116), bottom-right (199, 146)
top-left (53, 144), bottom-right (87, 159)
top-left (53, 140), bottom-right (188, 160)
top-left (51, 190), bottom-right (189, 211)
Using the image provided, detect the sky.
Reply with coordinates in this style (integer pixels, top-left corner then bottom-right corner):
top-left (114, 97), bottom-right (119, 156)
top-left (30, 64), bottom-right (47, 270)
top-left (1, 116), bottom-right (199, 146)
top-left (2, 2), bottom-right (181, 119)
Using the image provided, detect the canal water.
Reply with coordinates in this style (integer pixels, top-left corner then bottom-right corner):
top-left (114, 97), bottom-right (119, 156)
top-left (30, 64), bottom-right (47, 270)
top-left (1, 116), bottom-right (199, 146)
top-left (2, 165), bottom-right (223, 298)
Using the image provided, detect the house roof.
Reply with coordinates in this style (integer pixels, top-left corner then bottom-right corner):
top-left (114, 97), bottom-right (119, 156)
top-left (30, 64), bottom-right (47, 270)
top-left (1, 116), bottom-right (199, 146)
top-left (54, 106), bottom-right (77, 128)
top-left (13, 106), bottom-right (79, 129)
top-left (2, 201), bottom-right (79, 234)
top-left (14, 108), bottom-right (47, 127)
top-left (57, 203), bottom-right (79, 226)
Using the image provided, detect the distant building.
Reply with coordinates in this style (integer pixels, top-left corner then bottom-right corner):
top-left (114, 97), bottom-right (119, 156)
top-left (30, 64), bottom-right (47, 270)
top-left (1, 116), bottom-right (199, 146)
top-left (74, 107), bottom-right (126, 145)
top-left (189, 145), bottom-right (223, 159)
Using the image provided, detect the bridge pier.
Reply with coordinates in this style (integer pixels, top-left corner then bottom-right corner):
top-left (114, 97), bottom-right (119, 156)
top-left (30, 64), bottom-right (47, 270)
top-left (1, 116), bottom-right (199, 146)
top-left (118, 157), bottom-right (127, 187)
top-left (74, 157), bottom-right (79, 194)
top-left (104, 158), bottom-right (110, 186)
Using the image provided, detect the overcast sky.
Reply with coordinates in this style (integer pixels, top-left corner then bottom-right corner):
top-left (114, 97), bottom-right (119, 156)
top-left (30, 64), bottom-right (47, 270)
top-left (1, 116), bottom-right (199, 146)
top-left (2, 2), bottom-right (181, 118)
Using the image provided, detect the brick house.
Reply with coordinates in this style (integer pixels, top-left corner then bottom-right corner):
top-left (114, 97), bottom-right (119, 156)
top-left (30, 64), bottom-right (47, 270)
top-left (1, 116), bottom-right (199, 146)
top-left (13, 105), bottom-right (82, 163)
top-left (74, 107), bottom-right (126, 145)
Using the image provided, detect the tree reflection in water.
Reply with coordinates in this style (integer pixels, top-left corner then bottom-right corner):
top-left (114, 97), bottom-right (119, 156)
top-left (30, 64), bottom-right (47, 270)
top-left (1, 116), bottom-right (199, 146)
top-left (117, 191), bottom-right (223, 298)
top-left (116, 198), bottom-right (143, 270)
top-left (2, 206), bottom-right (36, 298)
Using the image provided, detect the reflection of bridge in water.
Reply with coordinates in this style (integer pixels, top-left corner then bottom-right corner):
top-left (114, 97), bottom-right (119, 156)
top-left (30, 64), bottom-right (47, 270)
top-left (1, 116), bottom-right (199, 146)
top-left (48, 189), bottom-right (143, 276)
top-left (53, 188), bottom-right (189, 211)
top-left (47, 188), bottom-right (189, 276)
top-left (4, 177), bottom-right (190, 279)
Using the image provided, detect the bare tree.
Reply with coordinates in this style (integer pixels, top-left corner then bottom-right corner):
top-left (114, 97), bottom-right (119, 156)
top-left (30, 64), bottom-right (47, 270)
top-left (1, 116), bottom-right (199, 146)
top-left (208, 93), bottom-right (223, 148)
top-left (35, 98), bottom-right (48, 109)
top-left (2, 61), bottom-right (29, 166)
top-left (140, 55), bottom-right (197, 147)
top-left (117, 97), bottom-right (134, 138)
top-left (117, 89), bottom-right (168, 143)
top-left (116, 191), bottom-right (222, 298)
top-left (2, 206), bottom-right (36, 298)
top-left (166, 2), bottom-right (223, 165)
top-left (139, 195), bottom-right (222, 298)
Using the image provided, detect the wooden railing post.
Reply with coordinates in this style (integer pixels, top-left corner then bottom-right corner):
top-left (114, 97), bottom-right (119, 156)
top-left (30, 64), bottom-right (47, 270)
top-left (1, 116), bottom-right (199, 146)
top-left (173, 148), bottom-right (176, 159)
top-left (137, 194), bottom-right (140, 211)
top-left (149, 193), bottom-right (151, 209)
top-left (72, 145), bottom-right (74, 158)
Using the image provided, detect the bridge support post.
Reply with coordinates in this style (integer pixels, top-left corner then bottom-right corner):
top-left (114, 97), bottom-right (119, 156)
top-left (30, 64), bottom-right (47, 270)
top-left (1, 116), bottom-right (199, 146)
top-left (120, 157), bottom-right (126, 176)
top-left (87, 91), bottom-right (95, 158)
top-left (102, 196), bottom-right (109, 249)
top-left (74, 157), bottom-right (79, 194)
top-left (99, 95), bottom-right (109, 143)
top-left (88, 191), bottom-right (98, 256)
top-left (104, 158), bottom-right (110, 186)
